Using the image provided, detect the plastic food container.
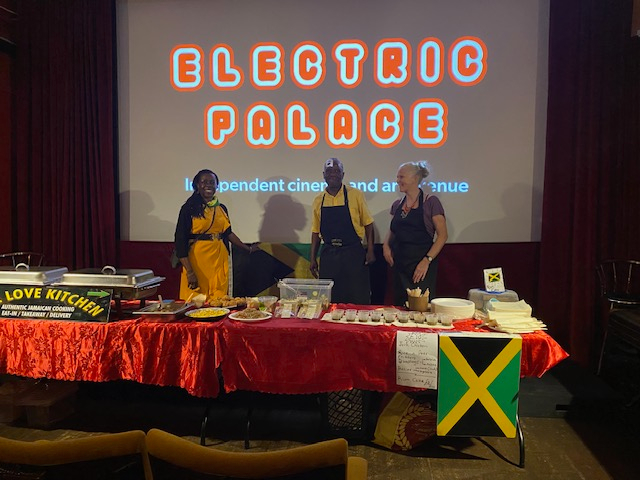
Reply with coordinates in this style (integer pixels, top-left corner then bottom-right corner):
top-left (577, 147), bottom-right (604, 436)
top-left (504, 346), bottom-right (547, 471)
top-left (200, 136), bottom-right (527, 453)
top-left (277, 278), bottom-right (333, 308)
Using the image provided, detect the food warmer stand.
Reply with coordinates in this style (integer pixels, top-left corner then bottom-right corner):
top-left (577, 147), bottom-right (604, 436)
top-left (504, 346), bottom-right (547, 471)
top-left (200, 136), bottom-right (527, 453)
top-left (56, 266), bottom-right (165, 319)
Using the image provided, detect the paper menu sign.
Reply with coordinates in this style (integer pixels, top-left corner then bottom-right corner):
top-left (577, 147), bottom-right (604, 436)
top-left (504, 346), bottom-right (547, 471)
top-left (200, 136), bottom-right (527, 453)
top-left (396, 331), bottom-right (439, 389)
top-left (484, 267), bottom-right (505, 292)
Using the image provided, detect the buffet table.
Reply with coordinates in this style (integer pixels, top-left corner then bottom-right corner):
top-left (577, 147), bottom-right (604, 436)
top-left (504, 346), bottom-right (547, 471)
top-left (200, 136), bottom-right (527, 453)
top-left (0, 305), bottom-right (568, 398)
top-left (219, 309), bottom-right (569, 395)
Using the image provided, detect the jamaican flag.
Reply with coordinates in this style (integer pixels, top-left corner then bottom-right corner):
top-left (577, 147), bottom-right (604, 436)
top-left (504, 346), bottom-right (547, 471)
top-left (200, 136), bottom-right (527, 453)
top-left (232, 243), bottom-right (313, 296)
top-left (437, 332), bottom-right (522, 438)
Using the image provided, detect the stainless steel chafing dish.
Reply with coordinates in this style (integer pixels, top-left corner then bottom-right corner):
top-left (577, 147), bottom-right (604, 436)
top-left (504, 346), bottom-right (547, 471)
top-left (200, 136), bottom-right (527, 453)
top-left (56, 265), bottom-right (165, 300)
top-left (0, 264), bottom-right (68, 286)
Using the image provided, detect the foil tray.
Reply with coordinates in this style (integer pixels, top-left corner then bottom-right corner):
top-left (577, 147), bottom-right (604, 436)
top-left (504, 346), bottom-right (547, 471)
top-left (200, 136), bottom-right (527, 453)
top-left (132, 302), bottom-right (191, 322)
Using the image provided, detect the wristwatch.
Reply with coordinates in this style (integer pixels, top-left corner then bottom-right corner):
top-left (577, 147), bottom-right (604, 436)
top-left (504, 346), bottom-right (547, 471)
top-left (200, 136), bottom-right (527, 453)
top-left (426, 255), bottom-right (433, 263)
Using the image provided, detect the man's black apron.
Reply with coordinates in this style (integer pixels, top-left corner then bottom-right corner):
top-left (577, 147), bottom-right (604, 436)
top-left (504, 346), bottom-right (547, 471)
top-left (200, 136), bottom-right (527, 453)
top-left (319, 187), bottom-right (371, 304)
top-left (390, 193), bottom-right (439, 306)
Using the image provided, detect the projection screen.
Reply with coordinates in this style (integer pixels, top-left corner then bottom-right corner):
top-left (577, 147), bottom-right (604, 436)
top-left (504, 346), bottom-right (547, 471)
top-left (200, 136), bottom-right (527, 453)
top-left (117, 0), bottom-right (549, 244)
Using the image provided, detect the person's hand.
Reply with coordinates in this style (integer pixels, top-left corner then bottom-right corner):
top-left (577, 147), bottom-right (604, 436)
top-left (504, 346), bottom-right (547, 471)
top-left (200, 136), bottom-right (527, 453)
top-left (248, 243), bottom-right (260, 254)
top-left (412, 257), bottom-right (430, 283)
top-left (365, 249), bottom-right (376, 265)
top-left (309, 259), bottom-right (319, 278)
top-left (186, 270), bottom-right (199, 290)
top-left (382, 244), bottom-right (394, 266)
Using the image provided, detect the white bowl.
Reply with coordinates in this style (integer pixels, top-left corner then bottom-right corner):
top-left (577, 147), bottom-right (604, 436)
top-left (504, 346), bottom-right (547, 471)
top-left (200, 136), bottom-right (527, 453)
top-left (430, 298), bottom-right (475, 320)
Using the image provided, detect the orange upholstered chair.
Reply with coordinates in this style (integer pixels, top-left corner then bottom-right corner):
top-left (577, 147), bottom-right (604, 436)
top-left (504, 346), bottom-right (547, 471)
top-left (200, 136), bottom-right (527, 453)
top-left (146, 428), bottom-right (367, 480)
top-left (0, 430), bottom-right (152, 480)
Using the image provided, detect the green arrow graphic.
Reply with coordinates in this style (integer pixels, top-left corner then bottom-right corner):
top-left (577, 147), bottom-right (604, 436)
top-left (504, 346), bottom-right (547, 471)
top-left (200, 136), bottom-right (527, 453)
top-left (87, 291), bottom-right (110, 298)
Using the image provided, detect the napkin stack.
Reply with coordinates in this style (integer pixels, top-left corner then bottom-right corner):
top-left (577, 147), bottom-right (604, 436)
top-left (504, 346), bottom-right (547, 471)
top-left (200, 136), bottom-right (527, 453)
top-left (485, 300), bottom-right (547, 333)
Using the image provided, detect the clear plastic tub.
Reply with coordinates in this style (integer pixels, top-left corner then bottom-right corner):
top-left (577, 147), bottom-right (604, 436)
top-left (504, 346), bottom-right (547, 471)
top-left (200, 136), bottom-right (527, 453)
top-left (277, 278), bottom-right (333, 308)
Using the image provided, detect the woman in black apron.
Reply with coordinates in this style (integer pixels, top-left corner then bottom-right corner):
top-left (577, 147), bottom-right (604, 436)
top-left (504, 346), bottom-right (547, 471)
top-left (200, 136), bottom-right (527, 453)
top-left (383, 161), bottom-right (448, 306)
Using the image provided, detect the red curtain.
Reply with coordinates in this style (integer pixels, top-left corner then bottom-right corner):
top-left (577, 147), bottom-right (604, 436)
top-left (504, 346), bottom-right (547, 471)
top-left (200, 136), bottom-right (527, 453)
top-left (13, 0), bottom-right (117, 269)
top-left (538, 0), bottom-right (640, 367)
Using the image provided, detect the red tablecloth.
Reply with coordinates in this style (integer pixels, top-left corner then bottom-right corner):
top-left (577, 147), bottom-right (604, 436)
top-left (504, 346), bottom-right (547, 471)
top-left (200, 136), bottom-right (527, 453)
top-left (219, 313), bottom-right (569, 395)
top-left (0, 317), bottom-right (221, 398)
top-left (0, 307), bottom-right (569, 398)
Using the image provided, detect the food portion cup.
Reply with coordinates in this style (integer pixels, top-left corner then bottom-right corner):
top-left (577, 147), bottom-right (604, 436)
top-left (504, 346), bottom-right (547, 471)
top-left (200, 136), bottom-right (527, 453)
top-left (370, 310), bottom-right (382, 322)
top-left (345, 309), bottom-right (357, 322)
top-left (358, 310), bottom-right (369, 322)
top-left (397, 311), bottom-right (410, 323)
top-left (440, 314), bottom-right (454, 326)
top-left (331, 309), bottom-right (344, 320)
top-left (426, 313), bottom-right (438, 325)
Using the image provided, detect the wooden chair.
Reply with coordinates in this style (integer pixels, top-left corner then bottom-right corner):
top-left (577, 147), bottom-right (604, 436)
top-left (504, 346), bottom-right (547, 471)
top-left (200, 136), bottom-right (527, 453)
top-left (0, 251), bottom-right (46, 267)
top-left (146, 428), bottom-right (367, 480)
top-left (0, 430), bottom-right (152, 480)
top-left (596, 260), bottom-right (640, 375)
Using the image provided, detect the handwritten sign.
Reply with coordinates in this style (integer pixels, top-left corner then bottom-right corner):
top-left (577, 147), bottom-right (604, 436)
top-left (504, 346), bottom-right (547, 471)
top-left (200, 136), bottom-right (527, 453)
top-left (396, 331), bottom-right (439, 389)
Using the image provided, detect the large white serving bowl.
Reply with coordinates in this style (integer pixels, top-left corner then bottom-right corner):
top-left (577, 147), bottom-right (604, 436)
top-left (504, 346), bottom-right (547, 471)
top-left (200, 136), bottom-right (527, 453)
top-left (430, 298), bottom-right (475, 319)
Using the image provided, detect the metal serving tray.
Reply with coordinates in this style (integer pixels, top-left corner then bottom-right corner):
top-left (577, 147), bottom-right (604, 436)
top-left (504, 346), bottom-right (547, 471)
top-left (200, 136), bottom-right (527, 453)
top-left (59, 266), bottom-right (159, 287)
top-left (0, 265), bottom-right (69, 286)
top-left (132, 302), bottom-right (192, 322)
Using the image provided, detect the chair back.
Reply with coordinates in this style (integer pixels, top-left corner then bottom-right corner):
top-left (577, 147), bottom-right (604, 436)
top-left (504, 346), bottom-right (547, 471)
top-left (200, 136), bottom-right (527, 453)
top-left (596, 260), bottom-right (640, 307)
top-left (0, 430), bottom-right (152, 480)
top-left (0, 251), bottom-right (46, 267)
top-left (146, 428), bottom-right (366, 480)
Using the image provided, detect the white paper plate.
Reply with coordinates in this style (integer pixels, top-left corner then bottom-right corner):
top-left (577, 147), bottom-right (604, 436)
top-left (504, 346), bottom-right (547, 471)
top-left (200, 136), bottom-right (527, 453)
top-left (430, 298), bottom-right (475, 319)
top-left (228, 311), bottom-right (272, 322)
top-left (431, 298), bottom-right (475, 308)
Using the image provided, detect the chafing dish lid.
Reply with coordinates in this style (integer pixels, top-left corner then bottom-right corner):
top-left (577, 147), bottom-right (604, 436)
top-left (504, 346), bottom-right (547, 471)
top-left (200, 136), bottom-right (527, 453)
top-left (0, 265), bottom-right (69, 285)
top-left (59, 265), bottom-right (160, 287)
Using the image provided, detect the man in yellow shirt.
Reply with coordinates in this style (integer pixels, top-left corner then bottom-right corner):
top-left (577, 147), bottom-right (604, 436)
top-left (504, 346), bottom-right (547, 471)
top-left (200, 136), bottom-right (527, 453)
top-left (310, 158), bottom-right (376, 304)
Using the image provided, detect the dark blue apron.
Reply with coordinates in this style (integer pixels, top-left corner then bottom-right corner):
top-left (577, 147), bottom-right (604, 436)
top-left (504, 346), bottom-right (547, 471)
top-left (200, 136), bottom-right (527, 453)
top-left (390, 192), bottom-right (439, 306)
top-left (319, 187), bottom-right (371, 304)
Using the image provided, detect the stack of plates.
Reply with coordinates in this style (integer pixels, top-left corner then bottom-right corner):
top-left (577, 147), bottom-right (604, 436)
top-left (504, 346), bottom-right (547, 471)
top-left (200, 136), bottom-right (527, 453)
top-left (431, 298), bottom-right (475, 319)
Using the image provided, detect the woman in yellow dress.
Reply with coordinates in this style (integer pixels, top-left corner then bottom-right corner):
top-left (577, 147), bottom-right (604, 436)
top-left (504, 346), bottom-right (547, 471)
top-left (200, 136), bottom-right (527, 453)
top-left (174, 169), bottom-right (256, 301)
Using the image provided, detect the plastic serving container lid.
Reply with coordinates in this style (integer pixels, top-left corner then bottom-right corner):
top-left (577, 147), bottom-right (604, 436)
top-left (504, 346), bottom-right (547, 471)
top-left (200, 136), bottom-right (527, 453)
top-left (59, 266), bottom-right (158, 287)
top-left (0, 265), bottom-right (69, 286)
top-left (278, 278), bottom-right (334, 287)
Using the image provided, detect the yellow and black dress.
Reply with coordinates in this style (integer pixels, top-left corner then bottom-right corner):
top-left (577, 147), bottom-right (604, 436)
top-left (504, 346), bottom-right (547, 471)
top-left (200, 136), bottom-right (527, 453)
top-left (175, 197), bottom-right (231, 301)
